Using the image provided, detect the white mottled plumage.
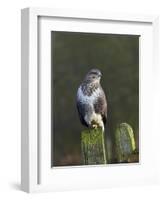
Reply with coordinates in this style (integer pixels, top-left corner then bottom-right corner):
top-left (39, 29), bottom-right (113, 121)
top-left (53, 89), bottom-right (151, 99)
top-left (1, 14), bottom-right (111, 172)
top-left (77, 86), bottom-right (104, 131)
top-left (76, 68), bottom-right (107, 132)
top-left (77, 86), bottom-right (101, 105)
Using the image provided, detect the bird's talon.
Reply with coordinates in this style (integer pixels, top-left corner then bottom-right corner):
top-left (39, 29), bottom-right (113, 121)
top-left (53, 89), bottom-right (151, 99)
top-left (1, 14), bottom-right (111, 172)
top-left (92, 124), bottom-right (97, 129)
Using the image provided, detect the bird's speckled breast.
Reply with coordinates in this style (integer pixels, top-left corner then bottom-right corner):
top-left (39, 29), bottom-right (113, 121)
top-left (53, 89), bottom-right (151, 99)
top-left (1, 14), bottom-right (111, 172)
top-left (77, 86), bottom-right (101, 106)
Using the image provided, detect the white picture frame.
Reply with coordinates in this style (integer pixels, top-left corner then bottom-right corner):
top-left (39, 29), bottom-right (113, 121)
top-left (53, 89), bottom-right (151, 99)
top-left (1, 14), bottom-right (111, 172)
top-left (21, 7), bottom-right (159, 193)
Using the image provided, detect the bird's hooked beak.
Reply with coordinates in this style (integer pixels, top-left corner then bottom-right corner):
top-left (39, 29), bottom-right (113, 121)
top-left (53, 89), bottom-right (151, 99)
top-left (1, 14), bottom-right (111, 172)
top-left (98, 73), bottom-right (102, 78)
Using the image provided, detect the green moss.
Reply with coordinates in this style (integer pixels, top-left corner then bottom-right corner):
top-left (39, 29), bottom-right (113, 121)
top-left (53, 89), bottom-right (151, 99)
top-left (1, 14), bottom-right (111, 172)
top-left (81, 128), bottom-right (103, 145)
top-left (81, 128), bottom-right (107, 165)
top-left (115, 123), bottom-right (136, 162)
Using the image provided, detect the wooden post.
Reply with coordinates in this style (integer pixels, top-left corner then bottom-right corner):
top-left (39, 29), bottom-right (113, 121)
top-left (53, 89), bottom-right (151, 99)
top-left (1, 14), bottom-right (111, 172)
top-left (115, 123), bottom-right (137, 163)
top-left (81, 128), bottom-right (107, 165)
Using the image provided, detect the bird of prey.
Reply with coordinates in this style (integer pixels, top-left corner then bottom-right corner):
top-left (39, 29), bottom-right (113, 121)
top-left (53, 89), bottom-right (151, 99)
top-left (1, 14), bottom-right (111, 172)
top-left (76, 69), bottom-right (107, 132)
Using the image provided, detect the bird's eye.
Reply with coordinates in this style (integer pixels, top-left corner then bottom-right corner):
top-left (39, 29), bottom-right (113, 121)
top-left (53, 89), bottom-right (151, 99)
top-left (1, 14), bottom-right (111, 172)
top-left (92, 76), bottom-right (95, 79)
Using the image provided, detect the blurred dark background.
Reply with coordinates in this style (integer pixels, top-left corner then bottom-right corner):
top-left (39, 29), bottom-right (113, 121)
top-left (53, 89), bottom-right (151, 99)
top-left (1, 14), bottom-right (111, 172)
top-left (51, 31), bottom-right (139, 166)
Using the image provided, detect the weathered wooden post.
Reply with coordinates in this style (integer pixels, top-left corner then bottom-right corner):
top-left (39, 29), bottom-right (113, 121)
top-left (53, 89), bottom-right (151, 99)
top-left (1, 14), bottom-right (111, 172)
top-left (115, 123), bottom-right (136, 163)
top-left (81, 128), bottom-right (107, 165)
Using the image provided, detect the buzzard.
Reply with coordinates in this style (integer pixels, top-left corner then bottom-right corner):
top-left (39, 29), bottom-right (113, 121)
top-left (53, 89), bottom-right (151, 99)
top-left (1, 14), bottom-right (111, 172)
top-left (76, 69), bottom-right (107, 132)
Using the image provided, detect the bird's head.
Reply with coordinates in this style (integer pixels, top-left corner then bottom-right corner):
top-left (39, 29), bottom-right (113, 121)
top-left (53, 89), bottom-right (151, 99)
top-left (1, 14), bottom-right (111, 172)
top-left (84, 69), bottom-right (102, 84)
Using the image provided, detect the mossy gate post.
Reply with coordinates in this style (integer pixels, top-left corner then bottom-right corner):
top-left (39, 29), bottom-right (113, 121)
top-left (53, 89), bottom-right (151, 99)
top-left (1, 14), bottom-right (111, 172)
top-left (115, 123), bottom-right (137, 163)
top-left (81, 128), bottom-right (107, 165)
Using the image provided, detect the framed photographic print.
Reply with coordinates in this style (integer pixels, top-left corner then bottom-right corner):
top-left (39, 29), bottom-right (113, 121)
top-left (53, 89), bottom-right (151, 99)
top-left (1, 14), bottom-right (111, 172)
top-left (21, 8), bottom-right (159, 192)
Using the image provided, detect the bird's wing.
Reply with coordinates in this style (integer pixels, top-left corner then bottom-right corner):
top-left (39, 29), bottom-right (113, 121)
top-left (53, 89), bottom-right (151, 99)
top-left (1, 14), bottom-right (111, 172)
top-left (94, 89), bottom-right (107, 125)
top-left (76, 100), bottom-right (89, 127)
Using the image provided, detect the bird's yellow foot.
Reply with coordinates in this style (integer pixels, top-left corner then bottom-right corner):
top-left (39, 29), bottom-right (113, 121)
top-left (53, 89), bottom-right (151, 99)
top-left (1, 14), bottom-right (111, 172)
top-left (92, 124), bottom-right (98, 129)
